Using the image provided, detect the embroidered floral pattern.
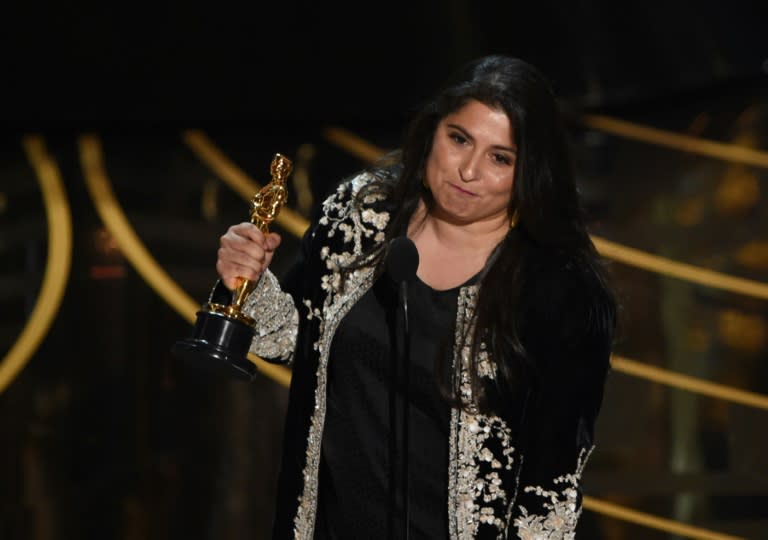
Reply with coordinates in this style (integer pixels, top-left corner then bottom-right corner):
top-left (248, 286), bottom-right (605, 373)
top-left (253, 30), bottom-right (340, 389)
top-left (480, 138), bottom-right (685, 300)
top-left (448, 286), bottom-right (516, 539)
top-left (451, 409), bottom-right (517, 538)
top-left (317, 174), bottom-right (388, 258)
top-left (512, 447), bottom-right (593, 540)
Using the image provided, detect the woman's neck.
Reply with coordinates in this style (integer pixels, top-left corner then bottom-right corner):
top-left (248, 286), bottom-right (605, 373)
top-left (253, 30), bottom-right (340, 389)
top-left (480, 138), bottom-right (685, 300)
top-left (407, 203), bottom-right (508, 290)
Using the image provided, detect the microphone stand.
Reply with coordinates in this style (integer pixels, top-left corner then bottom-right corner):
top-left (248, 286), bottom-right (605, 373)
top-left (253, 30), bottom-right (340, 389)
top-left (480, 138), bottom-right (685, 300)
top-left (398, 279), bottom-right (411, 540)
top-left (387, 307), bottom-right (399, 540)
top-left (386, 237), bottom-right (417, 540)
top-left (388, 279), bottom-right (411, 540)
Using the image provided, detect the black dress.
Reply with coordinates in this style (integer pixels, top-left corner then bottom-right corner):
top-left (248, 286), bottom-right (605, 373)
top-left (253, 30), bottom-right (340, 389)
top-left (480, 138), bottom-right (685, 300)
top-left (314, 269), bottom-right (477, 539)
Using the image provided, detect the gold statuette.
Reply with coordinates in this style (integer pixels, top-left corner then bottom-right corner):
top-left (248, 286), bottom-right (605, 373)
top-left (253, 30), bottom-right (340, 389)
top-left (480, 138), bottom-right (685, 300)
top-left (172, 153), bottom-right (294, 381)
top-left (207, 153), bottom-right (292, 323)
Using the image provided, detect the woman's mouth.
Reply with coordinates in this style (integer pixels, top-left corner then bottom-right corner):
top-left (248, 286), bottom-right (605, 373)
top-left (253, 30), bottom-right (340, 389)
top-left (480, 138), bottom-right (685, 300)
top-left (450, 183), bottom-right (478, 196)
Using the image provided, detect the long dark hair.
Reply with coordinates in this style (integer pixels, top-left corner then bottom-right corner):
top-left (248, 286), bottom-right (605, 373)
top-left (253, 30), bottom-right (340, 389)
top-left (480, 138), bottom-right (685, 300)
top-left (349, 55), bottom-right (616, 414)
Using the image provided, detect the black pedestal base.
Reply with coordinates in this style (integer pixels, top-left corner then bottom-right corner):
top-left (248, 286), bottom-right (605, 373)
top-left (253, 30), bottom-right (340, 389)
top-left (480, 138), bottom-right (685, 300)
top-left (171, 309), bottom-right (258, 382)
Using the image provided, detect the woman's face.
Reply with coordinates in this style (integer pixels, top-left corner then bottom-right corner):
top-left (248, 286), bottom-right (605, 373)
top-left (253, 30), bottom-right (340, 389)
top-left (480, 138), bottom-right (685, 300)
top-left (424, 99), bottom-right (517, 228)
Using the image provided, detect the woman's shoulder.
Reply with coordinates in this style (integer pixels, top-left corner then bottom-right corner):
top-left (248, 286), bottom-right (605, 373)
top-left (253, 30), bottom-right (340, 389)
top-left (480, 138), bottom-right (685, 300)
top-left (318, 164), bottom-right (400, 221)
top-left (527, 249), bottom-right (596, 291)
top-left (322, 170), bottom-right (375, 201)
top-left (522, 249), bottom-right (616, 399)
top-left (311, 169), bottom-right (393, 250)
top-left (525, 248), bottom-right (616, 333)
top-left (321, 166), bottom-right (396, 204)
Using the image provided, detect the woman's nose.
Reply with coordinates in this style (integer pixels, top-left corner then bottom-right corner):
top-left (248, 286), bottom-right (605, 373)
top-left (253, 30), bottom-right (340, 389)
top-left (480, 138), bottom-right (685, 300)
top-left (459, 153), bottom-right (480, 182)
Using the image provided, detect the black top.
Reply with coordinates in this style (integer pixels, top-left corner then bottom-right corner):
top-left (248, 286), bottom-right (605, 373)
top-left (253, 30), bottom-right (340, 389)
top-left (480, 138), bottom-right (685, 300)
top-left (315, 270), bottom-right (474, 539)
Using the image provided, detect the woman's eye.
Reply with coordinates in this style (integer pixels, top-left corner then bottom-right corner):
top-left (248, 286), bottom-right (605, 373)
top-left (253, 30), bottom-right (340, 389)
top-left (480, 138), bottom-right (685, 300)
top-left (449, 132), bottom-right (468, 144)
top-left (493, 153), bottom-right (513, 165)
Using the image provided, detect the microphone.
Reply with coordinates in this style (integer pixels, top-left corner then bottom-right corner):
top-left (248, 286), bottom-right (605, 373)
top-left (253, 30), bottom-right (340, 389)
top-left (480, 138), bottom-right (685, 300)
top-left (385, 236), bottom-right (418, 540)
top-left (387, 236), bottom-right (419, 284)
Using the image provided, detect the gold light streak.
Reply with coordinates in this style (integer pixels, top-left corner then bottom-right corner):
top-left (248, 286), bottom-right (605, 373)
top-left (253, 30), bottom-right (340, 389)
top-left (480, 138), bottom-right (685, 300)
top-left (324, 127), bottom-right (388, 163)
top-left (612, 355), bottom-right (768, 411)
top-left (583, 496), bottom-right (744, 540)
top-left (592, 236), bottom-right (768, 301)
top-left (580, 114), bottom-right (768, 169)
top-left (0, 137), bottom-right (73, 394)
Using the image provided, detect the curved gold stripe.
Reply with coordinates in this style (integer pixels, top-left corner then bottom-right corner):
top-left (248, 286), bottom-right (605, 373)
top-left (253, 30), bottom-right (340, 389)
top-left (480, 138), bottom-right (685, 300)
top-left (583, 496), bottom-right (744, 540)
top-left (580, 114), bottom-right (768, 169)
top-left (182, 130), bottom-right (310, 239)
top-left (0, 136), bottom-right (73, 394)
top-left (612, 355), bottom-right (768, 410)
top-left (593, 236), bottom-right (768, 300)
top-left (77, 134), bottom-right (291, 388)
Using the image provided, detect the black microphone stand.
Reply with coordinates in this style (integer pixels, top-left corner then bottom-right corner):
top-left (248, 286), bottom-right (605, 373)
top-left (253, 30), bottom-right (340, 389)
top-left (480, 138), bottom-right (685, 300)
top-left (398, 279), bottom-right (411, 540)
top-left (388, 279), bottom-right (411, 540)
top-left (386, 237), bottom-right (418, 540)
top-left (387, 306), bottom-right (399, 540)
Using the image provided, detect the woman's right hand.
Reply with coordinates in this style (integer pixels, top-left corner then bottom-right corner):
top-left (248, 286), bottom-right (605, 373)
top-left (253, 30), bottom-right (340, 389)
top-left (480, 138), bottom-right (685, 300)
top-left (216, 222), bottom-right (282, 291)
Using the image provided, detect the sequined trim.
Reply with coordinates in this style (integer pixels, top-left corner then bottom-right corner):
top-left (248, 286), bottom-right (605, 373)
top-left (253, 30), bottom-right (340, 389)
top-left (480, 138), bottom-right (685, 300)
top-left (448, 286), bottom-right (516, 540)
top-left (291, 174), bottom-right (385, 539)
top-left (243, 269), bottom-right (299, 364)
top-left (513, 446), bottom-right (594, 540)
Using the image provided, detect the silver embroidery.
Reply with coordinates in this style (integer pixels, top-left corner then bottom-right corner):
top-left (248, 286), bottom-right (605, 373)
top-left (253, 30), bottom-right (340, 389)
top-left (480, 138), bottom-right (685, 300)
top-left (452, 409), bottom-right (517, 538)
top-left (477, 344), bottom-right (496, 380)
top-left (291, 174), bottom-right (384, 539)
top-left (455, 287), bottom-right (498, 383)
top-left (318, 173), bottom-right (389, 257)
top-left (513, 447), bottom-right (594, 540)
top-left (243, 269), bottom-right (299, 364)
top-left (449, 286), bottom-right (516, 540)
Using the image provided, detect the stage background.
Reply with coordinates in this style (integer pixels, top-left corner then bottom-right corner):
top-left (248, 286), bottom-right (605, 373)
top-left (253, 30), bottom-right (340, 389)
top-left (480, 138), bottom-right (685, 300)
top-left (2, 1), bottom-right (768, 538)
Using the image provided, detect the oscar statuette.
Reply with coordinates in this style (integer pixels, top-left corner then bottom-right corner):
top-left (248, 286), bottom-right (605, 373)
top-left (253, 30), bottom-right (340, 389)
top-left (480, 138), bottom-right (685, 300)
top-left (171, 153), bottom-right (293, 381)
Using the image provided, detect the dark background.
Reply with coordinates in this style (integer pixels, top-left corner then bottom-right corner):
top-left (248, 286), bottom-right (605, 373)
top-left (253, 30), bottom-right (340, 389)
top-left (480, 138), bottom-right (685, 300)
top-left (4, 1), bottom-right (767, 133)
top-left (2, 2), bottom-right (768, 539)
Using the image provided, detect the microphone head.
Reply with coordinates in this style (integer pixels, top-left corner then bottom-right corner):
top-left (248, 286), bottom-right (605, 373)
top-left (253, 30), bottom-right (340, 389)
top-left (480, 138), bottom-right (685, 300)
top-left (386, 236), bottom-right (419, 284)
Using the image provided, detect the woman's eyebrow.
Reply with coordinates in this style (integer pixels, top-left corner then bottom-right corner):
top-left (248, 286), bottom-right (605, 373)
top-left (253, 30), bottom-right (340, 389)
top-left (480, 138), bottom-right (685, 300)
top-left (445, 123), bottom-right (517, 154)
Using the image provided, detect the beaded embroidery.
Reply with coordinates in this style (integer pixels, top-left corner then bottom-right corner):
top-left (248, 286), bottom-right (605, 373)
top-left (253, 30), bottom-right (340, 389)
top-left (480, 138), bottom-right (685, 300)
top-left (448, 286), bottom-right (517, 539)
top-left (243, 269), bottom-right (299, 364)
top-left (512, 447), bottom-right (593, 539)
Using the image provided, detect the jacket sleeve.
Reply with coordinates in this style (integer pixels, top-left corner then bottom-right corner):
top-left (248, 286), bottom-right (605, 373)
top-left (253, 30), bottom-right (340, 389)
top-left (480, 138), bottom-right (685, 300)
top-left (240, 268), bottom-right (299, 365)
top-left (203, 221), bottom-right (321, 367)
top-left (241, 216), bottom-right (324, 365)
top-left (509, 261), bottom-right (614, 539)
top-left (509, 372), bottom-right (597, 538)
top-left (202, 272), bottom-right (298, 365)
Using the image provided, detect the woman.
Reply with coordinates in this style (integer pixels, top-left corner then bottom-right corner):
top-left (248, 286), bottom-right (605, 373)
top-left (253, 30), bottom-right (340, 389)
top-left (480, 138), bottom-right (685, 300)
top-left (212, 55), bottom-right (617, 539)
